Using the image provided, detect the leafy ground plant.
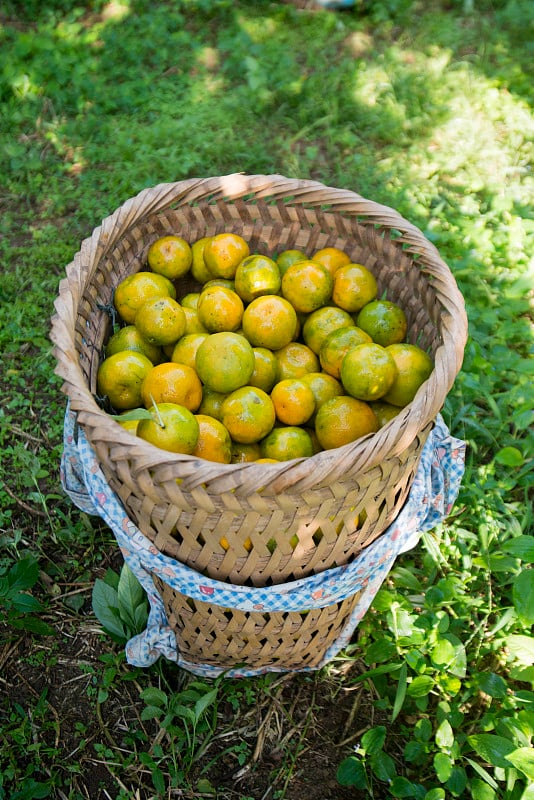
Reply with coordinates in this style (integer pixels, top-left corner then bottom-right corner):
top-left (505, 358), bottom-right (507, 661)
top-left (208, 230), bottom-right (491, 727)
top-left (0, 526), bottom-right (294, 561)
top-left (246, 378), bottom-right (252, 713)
top-left (0, 0), bottom-right (532, 798)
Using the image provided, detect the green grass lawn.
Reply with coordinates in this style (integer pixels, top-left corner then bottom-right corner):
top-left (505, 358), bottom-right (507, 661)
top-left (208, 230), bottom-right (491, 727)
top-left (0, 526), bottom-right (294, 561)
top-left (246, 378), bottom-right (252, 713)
top-left (0, 1), bottom-right (533, 798)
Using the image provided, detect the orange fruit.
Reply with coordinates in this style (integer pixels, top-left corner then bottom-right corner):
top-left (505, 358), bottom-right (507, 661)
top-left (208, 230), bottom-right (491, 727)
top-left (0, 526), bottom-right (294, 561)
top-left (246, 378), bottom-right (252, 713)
top-left (311, 246), bottom-right (351, 277)
top-left (332, 263), bottom-right (378, 313)
top-left (276, 249), bottom-right (308, 276)
top-left (301, 372), bottom-right (345, 420)
top-left (301, 305), bottom-right (354, 355)
top-left (134, 296), bottom-right (186, 346)
top-left (180, 292), bottom-right (201, 310)
top-left (203, 232), bottom-right (250, 279)
top-left (281, 260), bottom-right (334, 314)
top-left (271, 379), bottom-right (316, 425)
top-left (315, 396), bottom-right (378, 450)
top-left (234, 254), bottom-right (281, 303)
top-left (241, 295), bottom-right (298, 351)
top-left (383, 343), bottom-right (434, 407)
top-left (260, 426), bottom-right (314, 461)
top-left (196, 285), bottom-right (244, 333)
top-left (113, 271), bottom-right (176, 324)
top-left (140, 362), bottom-right (203, 411)
top-left (370, 401), bottom-right (402, 428)
top-left (198, 387), bottom-right (228, 420)
top-left (147, 235), bottom-right (192, 280)
top-left (356, 300), bottom-right (408, 347)
top-left (182, 306), bottom-right (209, 335)
top-left (192, 414), bottom-right (232, 463)
top-left (170, 333), bottom-right (210, 370)
top-left (221, 386), bottom-right (276, 444)
top-left (249, 347), bottom-right (279, 393)
top-left (190, 236), bottom-right (214, 284)
top-left (203, 278), bottom-right (236, 291)
top-left (340, 343), bottom-right (398, 402)
top-left (97, 350), bottom-right (153, 410)
top-left (319, 325), bottom-right (372, 378)
top-left (117, 414), bottom-right (140, 435)
top-left (137, 402), bottom-right (199, 454)
top-left (195, 331), bottom-right (255, 393)
top-left (105, 324), bottom-right (163, 365)
top-left (273, 341), bottom-right (320, 380)
top-left (231, 441), bottom-right (262, 463)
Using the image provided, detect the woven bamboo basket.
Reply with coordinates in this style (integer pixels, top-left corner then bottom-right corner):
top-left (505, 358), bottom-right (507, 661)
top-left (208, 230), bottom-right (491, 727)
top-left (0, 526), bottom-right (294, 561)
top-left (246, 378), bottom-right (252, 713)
top-left (51, 174), bottom-right (466, 670)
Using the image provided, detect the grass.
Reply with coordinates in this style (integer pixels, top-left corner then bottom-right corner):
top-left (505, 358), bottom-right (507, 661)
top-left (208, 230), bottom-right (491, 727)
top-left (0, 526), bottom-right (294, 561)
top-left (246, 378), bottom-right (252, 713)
top-left (0, 0), bottom-right (533, 797)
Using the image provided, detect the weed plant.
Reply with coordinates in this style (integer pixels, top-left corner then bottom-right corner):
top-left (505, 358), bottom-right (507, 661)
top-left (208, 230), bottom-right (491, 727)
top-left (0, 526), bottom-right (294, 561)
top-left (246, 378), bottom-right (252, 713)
top-left (0, 0), bottom-right (532, 798)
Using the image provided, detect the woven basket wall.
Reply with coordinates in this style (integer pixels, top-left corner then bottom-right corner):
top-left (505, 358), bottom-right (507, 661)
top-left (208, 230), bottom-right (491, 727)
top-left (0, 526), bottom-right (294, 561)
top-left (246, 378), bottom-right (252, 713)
top-left (51, 174), bottom-right (467, 598)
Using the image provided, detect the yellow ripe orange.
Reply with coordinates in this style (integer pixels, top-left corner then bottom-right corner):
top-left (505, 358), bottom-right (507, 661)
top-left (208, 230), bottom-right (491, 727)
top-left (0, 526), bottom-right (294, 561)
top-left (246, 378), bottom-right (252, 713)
top-left (198, 387), bottom-right (228, 421)
top-left (195, 331), bottom-right (255, 393)
top-left (170, 333), bottom-right (210, 370)
top-left (276, 248), bottom-right (308, 276)
top-left (311, 246), bottom-right (351, 277)
top-left (260, 426), bottom-right (314, 461)
top-left (301, 305), bottom-right (354, 355)
top-left (315, 396), bottom-right (378, 450)
top-left (147, 235), bottom-right (192, 280)
top-left (332, 263), bottom-right (378, 313)
top-left (221, 386), bottom-right (276, 444)
top-left (97, 350), bottom-right (153, 411)
top-left (241, 295), bottom-right (298, 351)
top-left (356, 300), bottom-right (408, 347)
top-left (137, 402), bottom-right (199, 454)
top-left (271, 379), bottom-right (316, 426)
top-left (203, 278), bottom-right (235, 292)
top-left (105, 324), bottom-right (163, 365)
top-left (231, 441), bottom-right (262, 463)
top-left (134, 296), bottom-right (186, 346)
top-left (383, 343), bottom-right (434, 407)
top-left (234, 254), bottom-right (281, 303)
top-left (319, 325), bottom-right (372, 379)
top-left (140, 362), bottom-right (203, 412)
top-left (273, 341), bottom-right (320, 381)
top-left (301, 372), bottom-right (345, 421)
top-left (249, 347), bottom-right (279, 393)
top-left (192, 414), bottom-right (232, 463)
top-left (255, 458), bottom-right (280, 463)
top-left (196, 285), bottom-right (244, 333)
top-left (370, 401), bottom-right (402, 428)
top-left (113, 271), bottom-right (176, 325)
top-left (203, 232), bottom-right (250, 279)
top-left (190, 236), bottom-right (214, 284)
top-left (340, 343), bottom-right (398, 402)
top-left (281, 260), bottom-right (334, 314)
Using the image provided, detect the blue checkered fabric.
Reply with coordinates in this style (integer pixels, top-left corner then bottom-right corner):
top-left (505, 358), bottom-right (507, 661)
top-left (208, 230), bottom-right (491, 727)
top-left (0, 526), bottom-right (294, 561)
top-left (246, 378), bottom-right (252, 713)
top-left (61, 407), bottom-right (465, 677)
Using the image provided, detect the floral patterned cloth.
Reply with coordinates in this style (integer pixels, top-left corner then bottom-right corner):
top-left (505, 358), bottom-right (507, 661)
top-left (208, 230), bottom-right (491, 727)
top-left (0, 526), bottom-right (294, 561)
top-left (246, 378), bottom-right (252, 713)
top-left (61, 407), bottom-right (465, 678)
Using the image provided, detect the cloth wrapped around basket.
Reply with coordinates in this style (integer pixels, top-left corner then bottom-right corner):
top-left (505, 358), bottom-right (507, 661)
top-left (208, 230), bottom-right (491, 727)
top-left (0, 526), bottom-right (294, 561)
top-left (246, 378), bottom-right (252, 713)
top-left (62, 406), bottom-right (465, 678)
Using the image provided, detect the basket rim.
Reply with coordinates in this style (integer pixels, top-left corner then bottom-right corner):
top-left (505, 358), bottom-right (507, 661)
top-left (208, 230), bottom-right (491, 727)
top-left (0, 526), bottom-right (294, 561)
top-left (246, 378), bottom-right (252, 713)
top-left (50, 173), bottom-right (468, 495)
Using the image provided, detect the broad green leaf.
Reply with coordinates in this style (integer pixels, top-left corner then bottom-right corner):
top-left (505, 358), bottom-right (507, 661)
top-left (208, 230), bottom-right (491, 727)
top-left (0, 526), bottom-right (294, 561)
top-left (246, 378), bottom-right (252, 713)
top-left (140, 704), bottom-right (164, 721)
top-left (10, 593), bottom-right (43, 613)
top-left (424, 790), bottom-right (445, 800)
top-left (435, 719), bottom-right (454, 750)
top-left (513, 571), bottom-right (534, 625)
top-left (389, 776), bottom-right (416, 797)
top-left (140, 687), bottom-right (168, 708)
top-left (392, 663), bottom-right (407, 722)
top-left (407, 675), bottom-right (435, 697)
top-left (469, 778), bottom-right (496, 800)
top-left (8, 615), bottom-right (55, 635)
top-left (109, 408), bottom-right (153, 422)
top-left (117, 563), bottom-right (146, 631)
top-left (445, 765), bottom-right (467, 795)
top-left (337, 755), bottom-right (367, 788)
top-left (431, 634), bottom-right (466, 677)
top-left (8, 556), bottom-right (39, 593)
top-left (434, 751), bottom-right (453, 782)
top-left (505, 747), bottom-right (534, 780)
top-left (370, 749), bottom-right (396, 782)
top-left (361, 725), bottom-right (386, 755)
top-left (495, 446), bottom-right (524, 467)
top-left (520, 783), bottom-right (534, 800)
top-left (91, 579), bottom-right (126, 640)
top-left (507, 635), bottom-right (534, 666)
top-left (502, 536), bottom-right (534, 563)
top-left (467, 734), bottom-right (516, 768)
top-left (194, 688), bottom-right (218, 723)
top-left (477, 672), bottom-right (508, 699)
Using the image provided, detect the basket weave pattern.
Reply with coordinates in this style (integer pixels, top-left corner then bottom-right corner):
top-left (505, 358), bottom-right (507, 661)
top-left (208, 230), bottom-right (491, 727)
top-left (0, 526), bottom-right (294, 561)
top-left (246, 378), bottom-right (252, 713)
top-left (52, 174), bottom-right (466, 668)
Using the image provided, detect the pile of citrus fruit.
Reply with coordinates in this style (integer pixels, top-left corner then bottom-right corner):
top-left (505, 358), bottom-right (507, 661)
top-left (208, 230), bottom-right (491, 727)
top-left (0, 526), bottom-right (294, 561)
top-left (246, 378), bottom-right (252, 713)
top-left (97, 233), bottom-right (434, 464)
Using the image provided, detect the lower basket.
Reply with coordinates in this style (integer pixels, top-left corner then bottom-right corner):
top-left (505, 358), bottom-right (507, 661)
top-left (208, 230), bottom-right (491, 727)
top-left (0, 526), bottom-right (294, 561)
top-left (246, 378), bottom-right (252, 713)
top-left (62, 406), bottom-right (465, 676)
